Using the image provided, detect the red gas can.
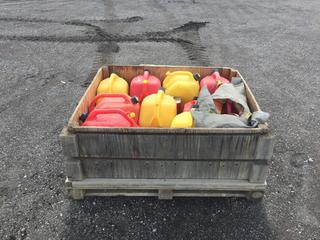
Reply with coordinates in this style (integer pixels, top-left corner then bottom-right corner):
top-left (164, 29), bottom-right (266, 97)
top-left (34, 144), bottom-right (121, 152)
top-left (88, 93), bottom-right (140, 122)
top-left (130, 70), bottom-right (161, 102)
top-left (82, 109), bottom-right (138, 127)
top-left (200, 70), bottom-right (229, 94)
top-left (183, 97), bottom-right (198, 112)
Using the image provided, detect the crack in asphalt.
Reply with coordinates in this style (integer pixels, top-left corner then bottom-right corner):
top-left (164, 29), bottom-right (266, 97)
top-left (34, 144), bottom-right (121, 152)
top-left (0, 16), bottom-right (143, 24)
top-left (0, 16), bottom-right (210, 91)
top-left (0, 18), bottom-right (207, 45)
top-left (0, 17), bottom-right (210, 67)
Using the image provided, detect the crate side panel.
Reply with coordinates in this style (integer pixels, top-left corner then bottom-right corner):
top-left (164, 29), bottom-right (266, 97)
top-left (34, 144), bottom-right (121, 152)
top-left (77, 133), bottom-right (260, 160)
top-left (80, 159), bottom-right (252, 179)
top-left (81, 159), bottom-right (114, 178)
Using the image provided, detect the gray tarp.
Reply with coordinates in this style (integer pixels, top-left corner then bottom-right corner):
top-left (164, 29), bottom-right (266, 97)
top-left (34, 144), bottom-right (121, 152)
top-left (192, 111), bottom-right (250, 128)
top-left (212, 78), bottom-right (250, 113)
top-left (196, 85), bottom-right (215, 112)
top-left (191, 78), bottom-right (270, 128)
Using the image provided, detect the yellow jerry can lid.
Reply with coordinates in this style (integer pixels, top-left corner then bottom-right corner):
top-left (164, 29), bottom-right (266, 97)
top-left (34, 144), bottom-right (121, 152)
top-left (170, 112), bottom-right (194, 128)
top-left (97, 73), bottom-right (128, 94)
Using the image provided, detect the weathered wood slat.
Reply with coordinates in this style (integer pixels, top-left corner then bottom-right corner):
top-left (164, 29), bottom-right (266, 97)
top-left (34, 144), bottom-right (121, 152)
top-left (79, 159), bottom-right (253, 180)
top-left (65, 158), bottom-right (84, 180)
top-left (71, 178), bottom-right (266, 191)
top-left (249, 163), bottom-right (269, 183)
top-left (237, 162), bottom-right (251, 179)
top-left (70, 126), bottom-right (269, 134)
top-left (84, 190), bottom-right (246, 198)
top-left (66, 178), bottom-right (265, 199)
top-left (255, 134), bottom-right (275, 160)
top-left (77, 133), bottom-right (260, 159)
top-left (59, 127), bottom-right (79, 157)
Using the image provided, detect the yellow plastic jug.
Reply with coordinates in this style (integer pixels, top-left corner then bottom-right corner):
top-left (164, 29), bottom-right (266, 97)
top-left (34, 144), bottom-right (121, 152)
top-left (97, 73), bottom-right (128, 95)
top-left (170, 112), bottom-right (194, 128)
top-left (163, 71), bottom-right (200, 103)
top-left (139, 88), bottom-right (177, 128)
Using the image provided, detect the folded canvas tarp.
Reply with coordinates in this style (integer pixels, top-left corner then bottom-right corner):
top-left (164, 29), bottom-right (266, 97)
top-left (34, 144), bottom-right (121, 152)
top-left (192, 78), bottom-right (269, 128)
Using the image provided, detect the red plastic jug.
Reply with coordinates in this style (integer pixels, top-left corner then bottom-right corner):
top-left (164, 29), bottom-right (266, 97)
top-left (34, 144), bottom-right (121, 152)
top-left (130, 70), bottom-right (161, 102)
top-left (214, 99), bottom-right (238, 115)
top-left (82, 109), bottom-right (138, 127)
top-left (200, 70), bottom-right (229, 94)
top-left (88, 93), bottom-right (140, 122)
top-left (183, 97), bottom-right (198, 112)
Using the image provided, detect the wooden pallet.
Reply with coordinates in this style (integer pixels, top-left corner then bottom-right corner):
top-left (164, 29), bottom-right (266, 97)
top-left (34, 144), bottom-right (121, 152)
top-left (65, 178), bottom-right (266, 200)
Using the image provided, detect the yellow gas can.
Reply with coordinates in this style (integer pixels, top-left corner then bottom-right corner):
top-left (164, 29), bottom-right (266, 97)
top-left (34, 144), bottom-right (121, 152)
top-left (97, 73), bottom-right (128, 95)
top-left (139, 88), bottom-right (177, 128)
top-left (162, 71), bottom-right (200, 103)
top-left (170, 112), bottom-right (194, 128)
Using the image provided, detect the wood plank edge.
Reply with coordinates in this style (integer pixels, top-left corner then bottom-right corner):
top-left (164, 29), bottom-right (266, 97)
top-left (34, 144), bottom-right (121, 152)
top-left (70, 178), bottom-right (267, 191)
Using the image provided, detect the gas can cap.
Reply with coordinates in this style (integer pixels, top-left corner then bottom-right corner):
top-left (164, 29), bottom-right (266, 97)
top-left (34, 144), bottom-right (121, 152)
top-left (131, 96), bottom-right (139, 104)
top-left (129, 112), bottom-right (136, 119)
top-left (193, 73), bottom-right (201, 81)
top-left (191, 104), bottom-right (199, 109)
top-left (158, 86), bottom-right (165, 92)
top-left (79, 112), bottom-right (88, 122)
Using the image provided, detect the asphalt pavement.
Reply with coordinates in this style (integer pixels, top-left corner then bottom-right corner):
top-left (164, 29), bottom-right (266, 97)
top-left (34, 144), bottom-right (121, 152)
top-left (0, 0), bottom-right (319, 239)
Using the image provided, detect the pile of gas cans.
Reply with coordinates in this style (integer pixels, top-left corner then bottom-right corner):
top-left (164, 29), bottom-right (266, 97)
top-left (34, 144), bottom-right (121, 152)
top-left (80, 69), bottom-right (233, 128)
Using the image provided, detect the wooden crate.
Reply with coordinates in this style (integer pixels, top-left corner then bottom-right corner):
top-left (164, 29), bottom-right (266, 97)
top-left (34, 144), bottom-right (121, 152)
top-left (60, 65), bottom-right (274, 200)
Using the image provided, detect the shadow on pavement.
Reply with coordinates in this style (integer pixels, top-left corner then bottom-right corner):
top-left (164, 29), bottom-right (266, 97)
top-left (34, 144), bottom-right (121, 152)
top-left (61, 196), bottom-right (273, 240)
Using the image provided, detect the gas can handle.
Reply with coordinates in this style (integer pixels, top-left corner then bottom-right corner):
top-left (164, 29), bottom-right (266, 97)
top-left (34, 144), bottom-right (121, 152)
top-left (86, 109), bottom-right (138, 126)
top-left (141, 70), bottom-right (150, 97)
top-left (165, 71), bottom-right (194, 78)
top-left (88, 93), bottom-right (133, 112)
top-left (211, 71), bottom-right (220, 79)
top-left (143, 70), bottom-right (150, 79)
top-left (106, 73), bottom-right (117, 92)
top-left (226, 100), bottom-right (232, 114)
top-left (155, 88), bottom-right (166, 126)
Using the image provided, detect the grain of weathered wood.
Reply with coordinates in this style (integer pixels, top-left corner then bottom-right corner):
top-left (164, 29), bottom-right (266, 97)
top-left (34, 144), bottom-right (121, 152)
top-left (249, 163), bottom-right (269, 183)
top-left (158, 189), bottom-right (173, 199)
top-left (68, 189), bottom-right (85, 200)
top-left (84, 190), bottom-right (248, 198)
top-left (255, 134), bottom-right (275, 160)
top-left (71, 178), bottom-right (266, 191)
top-left (65, 158), bottom-right (84, 180)
top-left (70, 126), bottom-right (268, 134)
top-left (237, 162), bottom-right (251, 180)
top-left (76, 133), bottom-right (260, 159)
top-left (59, 127), bottom-right (79, 157)
top-left (79, 159), bottom-right (253, 179)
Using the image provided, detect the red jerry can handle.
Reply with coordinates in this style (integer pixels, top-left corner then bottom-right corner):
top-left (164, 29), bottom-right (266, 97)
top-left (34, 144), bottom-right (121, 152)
top-left (211, 69), bottom-right (230, 82)
top-left (140, 70), bottom-right (150, 96)
top-left (88, 93), bottom-right (135, 112)
top-left (86, 109), bottom-right (138, 127)
top-left (226, 100), bottom-right (232, 114)
top-left (211, 71), bottom-right (219, 79)
top-left (143, 70), bottom-right (150, 79)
